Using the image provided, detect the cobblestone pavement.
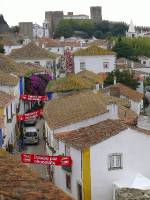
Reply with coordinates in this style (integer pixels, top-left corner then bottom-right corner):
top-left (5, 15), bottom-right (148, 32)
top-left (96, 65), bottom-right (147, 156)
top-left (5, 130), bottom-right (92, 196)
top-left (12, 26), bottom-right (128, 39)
top-left (16, 119), bottom-right (49, 180)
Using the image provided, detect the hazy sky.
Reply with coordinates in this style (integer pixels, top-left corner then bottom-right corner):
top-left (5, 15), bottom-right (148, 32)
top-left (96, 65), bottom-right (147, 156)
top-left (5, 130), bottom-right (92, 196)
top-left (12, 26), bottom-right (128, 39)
top-left (1, 0), bottom-right (150, 27)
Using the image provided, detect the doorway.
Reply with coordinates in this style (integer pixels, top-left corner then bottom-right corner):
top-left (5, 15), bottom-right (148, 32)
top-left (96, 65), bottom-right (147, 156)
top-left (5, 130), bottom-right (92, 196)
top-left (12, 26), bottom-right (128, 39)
top-left (77, 182), bottom-right (82, 200)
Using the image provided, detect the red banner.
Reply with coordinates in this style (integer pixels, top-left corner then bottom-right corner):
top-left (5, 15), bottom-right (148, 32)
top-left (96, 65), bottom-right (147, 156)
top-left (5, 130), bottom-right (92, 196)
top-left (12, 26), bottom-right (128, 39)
top-left (20, 94), bottom-right (48, 101)
top-left (17, 109), bottom-right (43, 122)
top-left (21, 153), bottom-right (72, 166)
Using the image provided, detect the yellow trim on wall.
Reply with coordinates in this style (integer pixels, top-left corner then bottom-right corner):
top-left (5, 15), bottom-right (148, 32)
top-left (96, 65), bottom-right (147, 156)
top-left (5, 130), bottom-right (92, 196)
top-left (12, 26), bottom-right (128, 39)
top-left (82, 148), bottom-right (91, 200)
top-left (0, 108), bottom-right (4, 115)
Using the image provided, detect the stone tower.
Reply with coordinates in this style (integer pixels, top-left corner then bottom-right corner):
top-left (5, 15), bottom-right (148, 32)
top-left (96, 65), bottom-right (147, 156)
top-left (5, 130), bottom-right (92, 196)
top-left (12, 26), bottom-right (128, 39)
top-left (90, 6), bottom-right (102, 23)
top-left (19, 22), bottom-right (33, 39)
top-left (45, 11), bottom-right (63, 37)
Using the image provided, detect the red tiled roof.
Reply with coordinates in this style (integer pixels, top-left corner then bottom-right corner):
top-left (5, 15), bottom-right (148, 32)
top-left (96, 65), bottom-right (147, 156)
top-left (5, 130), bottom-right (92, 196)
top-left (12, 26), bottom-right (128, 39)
top-left (0, 91), bottom-right (14, 107)
top-left (55, 119), bottom-right (127, 149)
top-left (109, 83), bottom-right (143, 102)
top-left (0, 149), bottom-right (73, 200)
top-left (43, 92), bottom-right (107, 129)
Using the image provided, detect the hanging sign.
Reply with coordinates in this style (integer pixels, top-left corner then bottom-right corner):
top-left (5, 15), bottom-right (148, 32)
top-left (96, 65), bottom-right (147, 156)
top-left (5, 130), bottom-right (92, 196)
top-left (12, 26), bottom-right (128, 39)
top-left (17, 109), bottom-right (43, 122)
top-left (20, 94), bottom-right (48, 101)
top-left (21, 153), bottom-right (72, 166)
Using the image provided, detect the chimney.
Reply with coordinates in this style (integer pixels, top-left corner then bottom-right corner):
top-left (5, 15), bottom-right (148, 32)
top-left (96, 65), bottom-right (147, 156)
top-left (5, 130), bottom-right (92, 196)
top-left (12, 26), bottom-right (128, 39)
top-left (107, 102), bottom-right (118, 120)
top-left (95, 83), bottom-right (100, 91)
top-left (113, 76), bottom-right (117, 85)
top-left (131, 61), bottom-right (134, 69)
top-left (60, 36), bottom-right (64, 41)
top-left (42, 43), bottom-right (45, 48)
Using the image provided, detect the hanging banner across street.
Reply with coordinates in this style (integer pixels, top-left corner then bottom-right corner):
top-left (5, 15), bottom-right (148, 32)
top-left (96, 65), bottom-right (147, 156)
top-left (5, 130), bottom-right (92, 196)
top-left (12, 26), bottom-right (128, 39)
top-left (20, 94), bottom-right (48, 101)
top-left (17, 109), bottom-right (43, 122)
top-left (21, 153), bottom-right (72, 166)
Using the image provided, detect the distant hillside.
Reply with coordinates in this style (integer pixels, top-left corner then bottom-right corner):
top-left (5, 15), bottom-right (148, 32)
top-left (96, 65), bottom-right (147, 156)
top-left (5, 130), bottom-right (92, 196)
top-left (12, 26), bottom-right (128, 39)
top-left (0, 14), bottom-right (9, 34)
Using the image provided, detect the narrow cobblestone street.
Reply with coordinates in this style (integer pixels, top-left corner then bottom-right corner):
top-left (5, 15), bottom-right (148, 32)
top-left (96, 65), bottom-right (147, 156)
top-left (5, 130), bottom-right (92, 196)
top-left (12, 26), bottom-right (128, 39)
top-left (22, 119), bottom-right (49, 179)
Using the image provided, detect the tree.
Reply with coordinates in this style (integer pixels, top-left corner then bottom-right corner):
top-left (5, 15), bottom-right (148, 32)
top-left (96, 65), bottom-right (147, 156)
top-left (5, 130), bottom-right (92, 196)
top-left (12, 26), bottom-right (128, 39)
top-left (93, 30), bottom-right (104, 39)
top-left (54, 20), bottom-right (73, 38)
top-left (104, 69), bottom-right (139, 89)
top-left (0, 44), bottom-right (5, 53)
top-left (9, 26), bottom-right (20, 34)
top-left (112, 40), bottom-right (135, 60)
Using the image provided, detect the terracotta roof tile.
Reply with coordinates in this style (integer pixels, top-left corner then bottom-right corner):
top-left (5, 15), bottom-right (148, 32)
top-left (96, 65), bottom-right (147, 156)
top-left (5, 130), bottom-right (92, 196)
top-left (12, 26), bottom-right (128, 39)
top-left (0, 53), bottom-right (51, 77)
top-left (43, 92), bottom-right (107, 129)
top-left (46, 70), bottom-right (103, 93)
top-left (0, 149), bottom-right (73, 200)
top-left (9, 42), bottom-right (58, 59)
top-left (55, 119), bottom-right (127, 149)
top-left (73, 45), bottom-right (116, 56)
top-left (0, 91), bottom-right (14, 107)
top-left (46, 73), bottom-right (94, 93)
top-left (77, 70), bottom-right (103, 84)
top-left (109, 83), bottom-right (143, 102)
top-left (44, 91), bottom-right (138, 129)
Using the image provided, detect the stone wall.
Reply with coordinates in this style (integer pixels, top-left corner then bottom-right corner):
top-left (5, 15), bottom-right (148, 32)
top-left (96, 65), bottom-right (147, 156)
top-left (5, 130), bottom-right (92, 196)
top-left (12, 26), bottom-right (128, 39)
top-left (116, 188), bottom-right (150, 200)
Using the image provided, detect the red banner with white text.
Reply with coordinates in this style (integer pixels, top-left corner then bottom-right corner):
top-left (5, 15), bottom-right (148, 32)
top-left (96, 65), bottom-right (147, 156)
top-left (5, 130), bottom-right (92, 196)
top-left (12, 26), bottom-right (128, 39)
top-left (20, 94), bottom-right (48, 101)
top-left (21, 153), bottom-right (72, 166)
top-left (17, 109), bottom-right (43, 122)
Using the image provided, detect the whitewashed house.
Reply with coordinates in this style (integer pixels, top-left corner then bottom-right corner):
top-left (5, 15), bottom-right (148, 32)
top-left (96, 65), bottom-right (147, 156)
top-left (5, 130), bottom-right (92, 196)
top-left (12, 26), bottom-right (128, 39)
top-left (138, 56), bottom-right (150, 67)
top-left (0, 91), bottom-right (17, 149)
top-left (37, 38), bottom-right (84, 55)
top-left (54, 119), bottom-right (150, 200)
top-left (43, 92), bottom-right (118, 198)
top-left (33, 20), bottom-right (49, 38)
top-left (105, 83), bottom-right (143, 115)
top-left (4, 45), bottom-right (23, 55)
top-left (9, 42), bottom-right (60, 69)
top-left (73, 45), bottom-right (116, 74)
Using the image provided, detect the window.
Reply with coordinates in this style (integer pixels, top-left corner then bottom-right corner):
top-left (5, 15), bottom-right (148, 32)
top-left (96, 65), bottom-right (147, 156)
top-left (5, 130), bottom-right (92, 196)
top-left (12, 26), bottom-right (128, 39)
top-left (65, 145), bottom-right (70, 156)
top-left (46, 61), bottom-right (52, 68)
top-left (108, 153), bottom-right (122, 170)
top-left (103, 62), bottom-right (109, 69)
top-left (143, 61), bottom-right (146, 64)
top-left (6, 107), bottom-right (9, 122)
top-left (80, 62), bottom-right (86, 70)
top-left (34, 61), bottom-right (40, 65)
top-left (66, 174), bottom-right (71, 190)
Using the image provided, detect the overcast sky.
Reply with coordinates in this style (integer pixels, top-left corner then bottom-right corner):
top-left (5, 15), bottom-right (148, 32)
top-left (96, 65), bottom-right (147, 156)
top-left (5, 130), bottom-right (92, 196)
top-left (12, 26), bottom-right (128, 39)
top-left (1, 0), bottom-right (150, 27)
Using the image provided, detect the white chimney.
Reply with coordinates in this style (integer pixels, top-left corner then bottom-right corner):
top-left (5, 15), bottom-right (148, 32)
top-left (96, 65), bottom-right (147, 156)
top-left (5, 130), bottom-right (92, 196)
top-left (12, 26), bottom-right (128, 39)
top-left (114, 76), bottom-right (117, 85)
top-left (42, 43), bottom-right (45, 48)
top-left (131, 61), bottom-right (134, 69)
top-left (107, 103), bottom-right (118, 119)
top-left (60, 36), bottom-right (64, 41)
top-left (95, 83), bottom-right (100, 91)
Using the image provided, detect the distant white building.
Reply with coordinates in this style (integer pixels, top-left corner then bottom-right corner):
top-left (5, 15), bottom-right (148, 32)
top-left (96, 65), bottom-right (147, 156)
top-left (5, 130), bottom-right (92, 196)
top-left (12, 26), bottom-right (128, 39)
top-left (9, 42), bottom-right (59, 69)
top-left (33, 20), bottom-right (49, 38)
top-left (138, 56), bottom-right (150, 67)
top-left (73, 45), bottom-right (116, 74)
top-left (126, 20), bottom-right (137, 38)
top-left (126, 20), bottom-right (150, 38)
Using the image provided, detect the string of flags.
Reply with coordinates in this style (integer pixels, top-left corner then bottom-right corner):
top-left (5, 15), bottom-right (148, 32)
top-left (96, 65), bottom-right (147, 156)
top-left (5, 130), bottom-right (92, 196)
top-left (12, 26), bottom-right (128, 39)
top-left (21, 153), bottom-right (72, 166)
top-left (20, 94), bottom-right (48, 101)
top-left (17, 109), bottom-right (43, 122)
